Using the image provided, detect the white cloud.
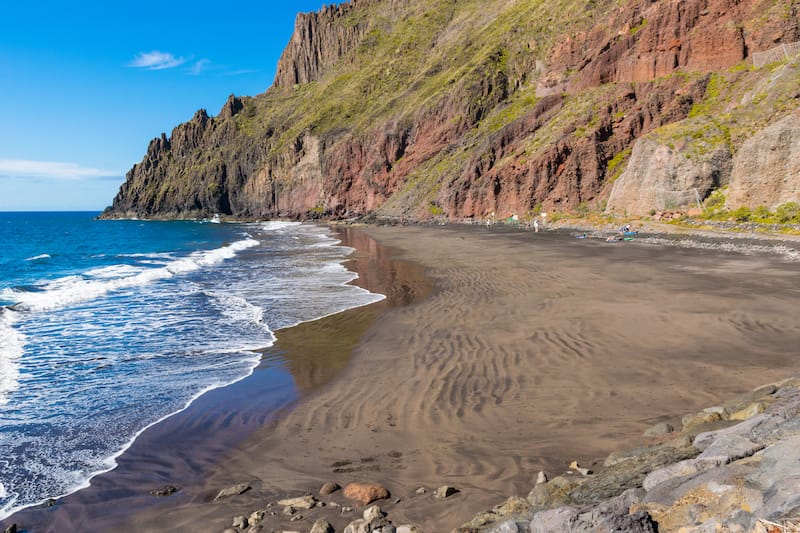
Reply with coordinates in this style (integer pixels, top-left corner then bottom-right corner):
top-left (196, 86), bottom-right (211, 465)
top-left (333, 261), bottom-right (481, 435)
top-left (129, 51), bottom-right (187, 70)
top-left (190, 58), bottom-right (211, 75)
top-left (0, 159), bottom-right (120, 180)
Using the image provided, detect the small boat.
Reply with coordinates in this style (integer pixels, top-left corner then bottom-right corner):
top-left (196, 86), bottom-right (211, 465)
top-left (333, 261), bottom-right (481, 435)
top-left (623, 230), bottom-right (638, 237)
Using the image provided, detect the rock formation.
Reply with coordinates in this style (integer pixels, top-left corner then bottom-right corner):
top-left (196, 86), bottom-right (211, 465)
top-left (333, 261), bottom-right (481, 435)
top-left (101, 0), bottom-right (800, 221)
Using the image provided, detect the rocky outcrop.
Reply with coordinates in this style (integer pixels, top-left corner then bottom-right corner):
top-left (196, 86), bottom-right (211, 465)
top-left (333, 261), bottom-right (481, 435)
top-left (606, 132), bottom-right (732, 215)
top-left (273, 0), bottom-right (372, 89)
top-left (726, 109), bottom-right (800, 209)
top-left (459, 378), bottom-right (800, 532)
top-left (102, 0), bottom-right (800, 221)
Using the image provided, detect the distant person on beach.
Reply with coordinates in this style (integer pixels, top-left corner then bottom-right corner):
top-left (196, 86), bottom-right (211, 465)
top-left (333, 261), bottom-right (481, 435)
top-left (533, 219), bottom-right (539, 232)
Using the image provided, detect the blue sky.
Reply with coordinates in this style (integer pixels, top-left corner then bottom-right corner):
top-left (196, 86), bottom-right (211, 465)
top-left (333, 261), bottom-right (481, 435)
top-left (0, 1), bottom-right (333, 211)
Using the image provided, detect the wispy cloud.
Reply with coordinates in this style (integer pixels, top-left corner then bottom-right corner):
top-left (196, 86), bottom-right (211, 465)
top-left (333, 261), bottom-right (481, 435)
top-left (129, 50), bottom-right (187, 70)
top-left (0, 159), bottom-right (120, 180)
top-left (189, 58), bottom-right (211, 75)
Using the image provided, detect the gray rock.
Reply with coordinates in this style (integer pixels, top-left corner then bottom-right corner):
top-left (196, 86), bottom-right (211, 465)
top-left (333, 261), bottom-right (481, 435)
top-left (642, 458), bottom-right (714, 492)
top-left (488, 520), bottom-right (527, 533)
top-left (536, 471), bottom-right (547, 485)
top-left (696, 434), bottom-right (764, 466)
top-left (694, 414), bottom-right (772, 450)
top-left (569, 443), bottom-right (700, 505)
top-left (232, 516), bottom-right (248, 529)
top-left (283, 505), bottom-right (296, 516)
top-left (606, 134), bottom-right (732, 216)
top-left (727, 111), bottom-right (800, 209)
top-left (643, 422), bottom-right (674, 437)
top-left (214, 482), bottom-right (251, 501)
top-left (750, 437), bottom-right (800, 520)
top-left (344, 518), bottom-right (369, 533)
top-left (530, 507), bottom-right (578, 533)
top-left (415, 487), bottom-right (427, 495)
top-left (310, 519), bottom-right (335, 533)
top-left (341, 506), bottom-right (354, 514)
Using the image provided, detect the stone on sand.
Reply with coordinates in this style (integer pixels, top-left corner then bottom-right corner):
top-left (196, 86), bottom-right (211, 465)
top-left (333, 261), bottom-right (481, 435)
top-left (278, 495), bottom-right (317, 509)
top-left (232, 515), bottom-right (248, 528)
top-left (363, 504), bottom-right (384, 521)
top-left (214, 482), bottom-right (251, 501)
top-left (343, 482), bottom-right (390, 505)
top-left (434, 485), bottom-right (457, 498)
top-left (320, 481), bottom-right (341, 495)
top-left (310, 519), bottom-right (334, 533)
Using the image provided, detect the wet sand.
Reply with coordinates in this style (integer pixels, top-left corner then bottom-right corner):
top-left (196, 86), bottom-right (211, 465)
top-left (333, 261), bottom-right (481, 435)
top-left (5, 224), bottom-right (800, 532)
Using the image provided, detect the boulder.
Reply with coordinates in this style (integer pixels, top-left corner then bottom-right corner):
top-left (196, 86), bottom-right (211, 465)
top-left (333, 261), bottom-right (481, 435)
top-left (530, 507), bottom-right (578, 533)
top-left (232, 515), bottom-right (248, 529)
top-left (343, 482), bottom-right (390, 506)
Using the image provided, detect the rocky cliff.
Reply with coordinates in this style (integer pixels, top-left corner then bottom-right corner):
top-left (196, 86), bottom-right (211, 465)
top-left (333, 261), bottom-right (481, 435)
top-left (102, 0), bottom-right (800, 221)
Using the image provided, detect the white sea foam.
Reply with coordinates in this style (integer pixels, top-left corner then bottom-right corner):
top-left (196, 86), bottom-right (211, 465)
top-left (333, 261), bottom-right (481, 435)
top-left (1, 238), bottom-right (259, 312)
top-left (260, 220), bottom-right (301, 232)
top-left (0, 309), bottom-right (23, 407)
top-left (24, 254), bottom-right (50, 261)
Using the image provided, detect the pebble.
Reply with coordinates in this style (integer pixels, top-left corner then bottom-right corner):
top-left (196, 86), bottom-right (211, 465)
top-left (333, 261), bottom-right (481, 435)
top-left (214, 482), bottom-right (251, 501)
top-left (320, 481), bottom-right (341, 495)
top-left (310, 519), bottom-right (334, 533)
top-left (536, 471), bottom-right (547, 485)
top-left (434, 485), bottom-right (457, 498)
top-left (232, 516), bottom-right (248, 529)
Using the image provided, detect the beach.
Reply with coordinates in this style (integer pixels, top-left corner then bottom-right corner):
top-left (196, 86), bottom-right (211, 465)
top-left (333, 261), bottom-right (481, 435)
top-left (5, 223), bottom-right (800, 532)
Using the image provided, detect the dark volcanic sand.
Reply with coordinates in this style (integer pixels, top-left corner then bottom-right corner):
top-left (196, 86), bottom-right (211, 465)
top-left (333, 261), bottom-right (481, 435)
top-left (5, 224), bottom-right (800, 533)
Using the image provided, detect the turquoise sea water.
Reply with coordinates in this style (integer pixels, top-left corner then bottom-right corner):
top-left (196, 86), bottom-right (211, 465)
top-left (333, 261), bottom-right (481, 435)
top-left (0, 212), bottom-right (383, 518)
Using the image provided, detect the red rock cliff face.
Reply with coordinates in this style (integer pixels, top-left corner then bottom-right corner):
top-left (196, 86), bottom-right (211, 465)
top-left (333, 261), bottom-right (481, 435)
top-left (102, 0), bottom-right (800, 221)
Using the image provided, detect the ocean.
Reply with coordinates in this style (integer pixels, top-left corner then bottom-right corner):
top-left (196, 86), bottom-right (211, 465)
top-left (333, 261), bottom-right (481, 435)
top-left (0, 212), bottom-right (383, 519)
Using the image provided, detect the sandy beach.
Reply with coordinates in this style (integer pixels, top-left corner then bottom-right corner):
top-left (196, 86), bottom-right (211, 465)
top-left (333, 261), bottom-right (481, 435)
top-left (5, 223), bottom-right (800, 533)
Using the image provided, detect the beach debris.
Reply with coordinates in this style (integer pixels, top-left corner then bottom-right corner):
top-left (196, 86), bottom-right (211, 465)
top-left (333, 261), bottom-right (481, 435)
top-left (232, 515), bottom-right (248, 529)
top-left (320, 481), bottom-right (341, 495)
top-left (434, 485), bottom-right (458, 498)
top-left (363, 504), bottom-right (385, 521)
top-left (343, 482), bottom-right (390, 505)
top-left (569, 460), bottom-right (593, 476)
top-left (536, 471), bottom-right (548, 485)
top-left (214, 482), bottom-right (251, 501)
top-left (310, 519), bottom-right (335, 533)
top-left (393, 497), bottom-right (402, 504)
top-left (278, 494), bottom-right (317, 509)
top-left (149, 484), bottom-right (179, 497)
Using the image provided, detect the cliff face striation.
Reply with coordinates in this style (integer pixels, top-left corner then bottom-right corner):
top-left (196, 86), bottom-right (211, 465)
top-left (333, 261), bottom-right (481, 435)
top-left (102, 0), bottom-right (800, 221)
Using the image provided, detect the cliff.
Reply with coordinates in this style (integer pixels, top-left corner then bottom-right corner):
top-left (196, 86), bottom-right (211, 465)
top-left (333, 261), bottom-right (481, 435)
top-left (102, 0), bottom-right (800, 221)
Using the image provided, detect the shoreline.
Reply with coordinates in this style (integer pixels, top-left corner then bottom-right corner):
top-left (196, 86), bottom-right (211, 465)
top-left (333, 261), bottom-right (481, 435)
top-left (4, 222), bottom-right (800, 532)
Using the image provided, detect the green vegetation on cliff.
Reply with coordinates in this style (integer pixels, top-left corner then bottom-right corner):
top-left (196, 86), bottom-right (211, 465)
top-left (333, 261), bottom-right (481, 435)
top-left (102, 0), bottom-right (800, 221)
